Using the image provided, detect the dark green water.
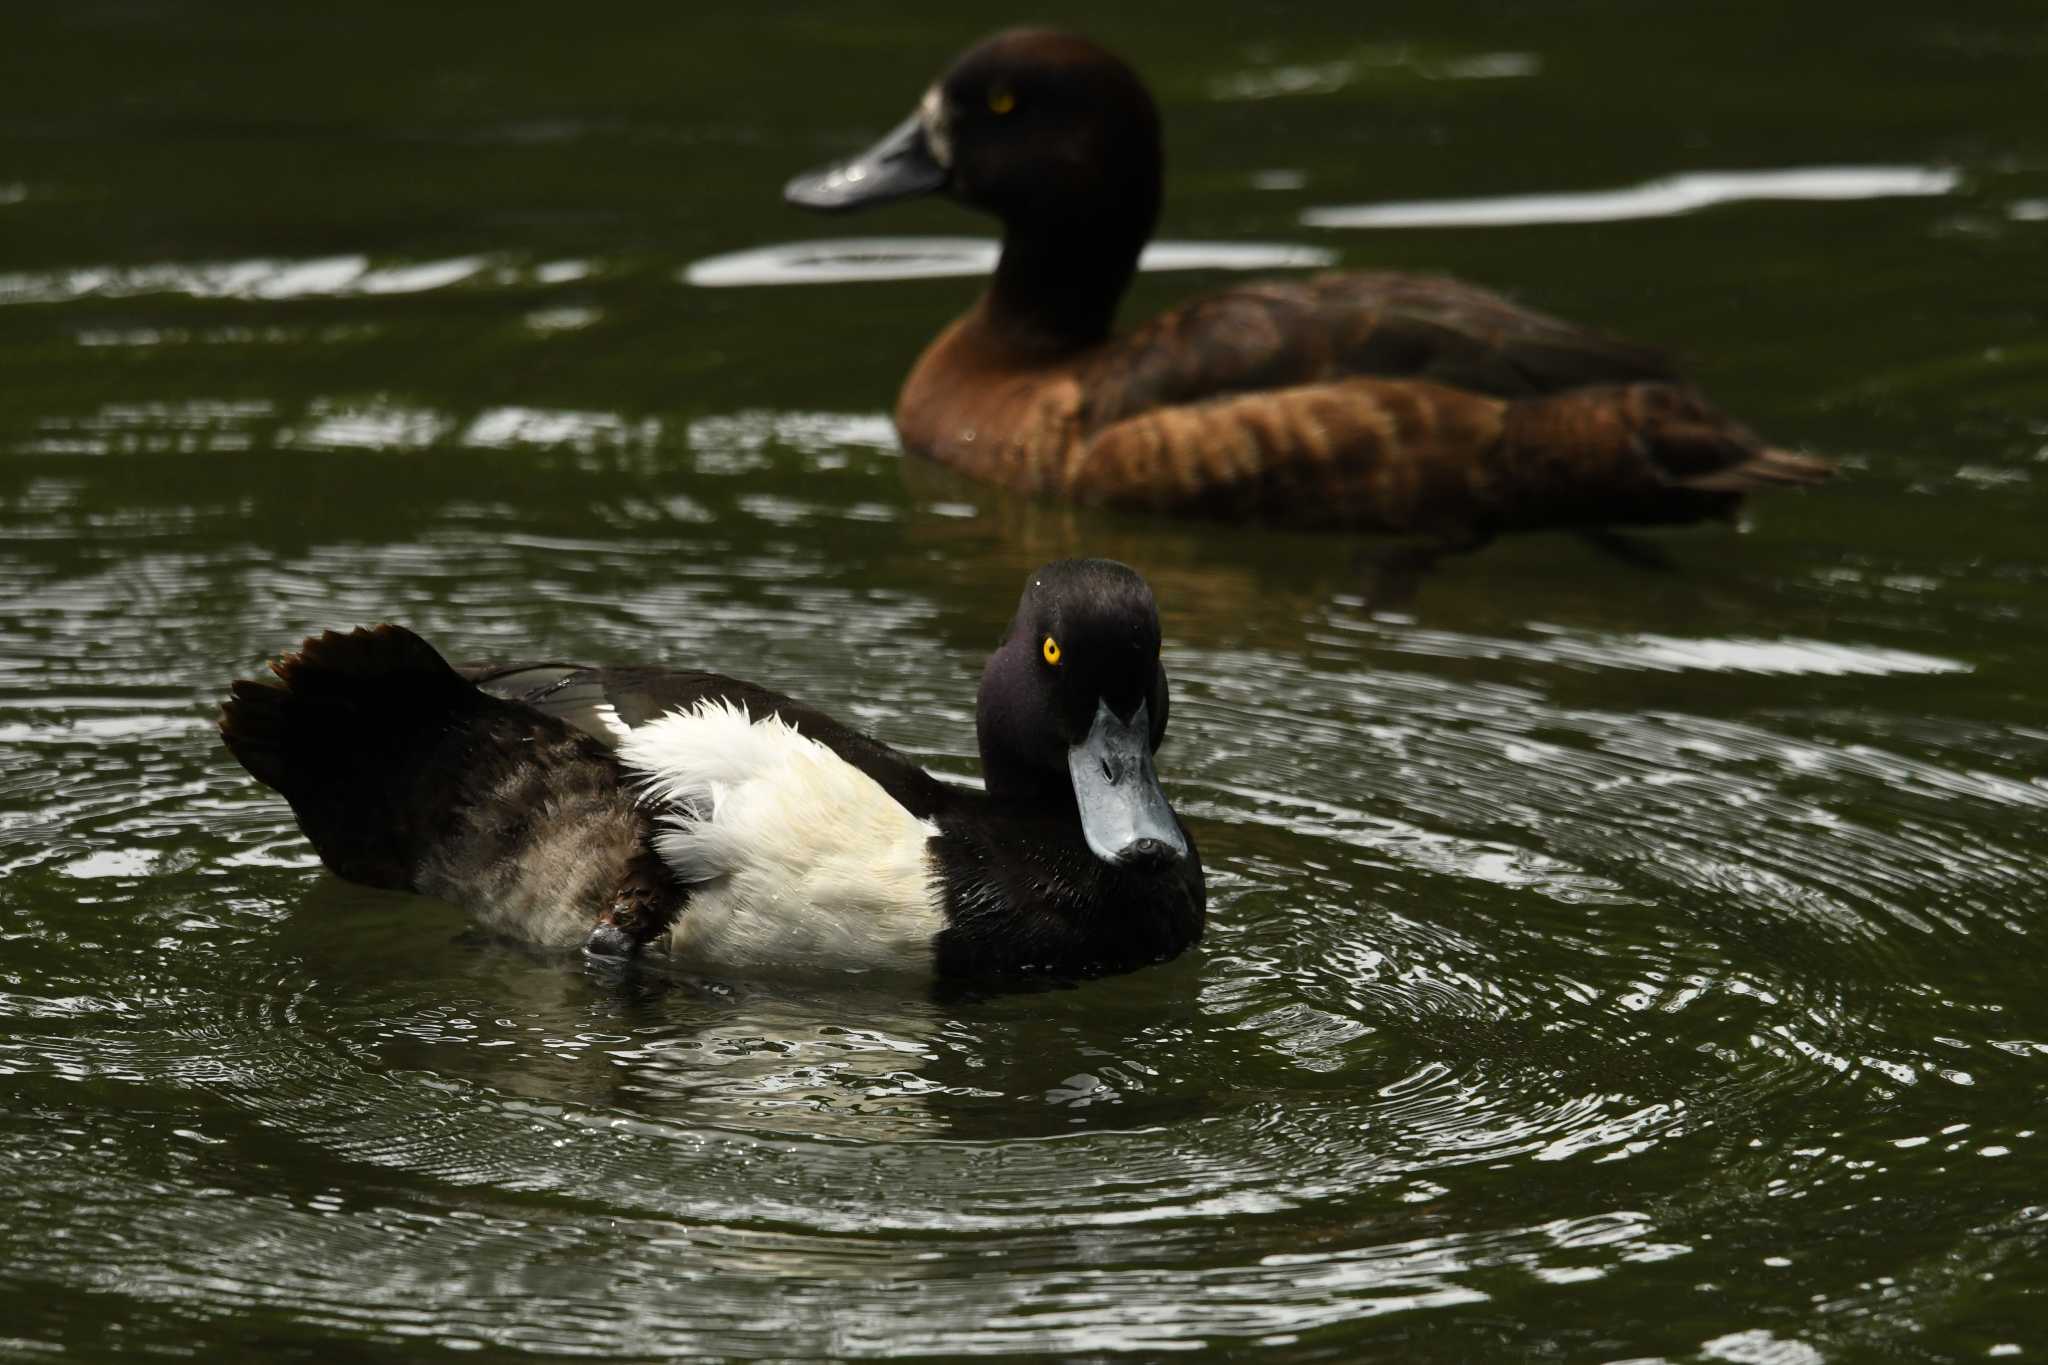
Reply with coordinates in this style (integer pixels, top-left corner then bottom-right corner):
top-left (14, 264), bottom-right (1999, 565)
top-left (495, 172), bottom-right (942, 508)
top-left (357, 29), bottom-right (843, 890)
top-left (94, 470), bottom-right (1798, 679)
top-left (4, 3), bottom-right (2046, 1359)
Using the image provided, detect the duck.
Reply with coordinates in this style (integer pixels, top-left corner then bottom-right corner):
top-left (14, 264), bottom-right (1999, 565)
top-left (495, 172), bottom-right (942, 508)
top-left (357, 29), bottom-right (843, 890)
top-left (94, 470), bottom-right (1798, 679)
top-left (784, 28), bottom-right (1830, 554)
top-left (219, 559), bottom-right (1204, 982)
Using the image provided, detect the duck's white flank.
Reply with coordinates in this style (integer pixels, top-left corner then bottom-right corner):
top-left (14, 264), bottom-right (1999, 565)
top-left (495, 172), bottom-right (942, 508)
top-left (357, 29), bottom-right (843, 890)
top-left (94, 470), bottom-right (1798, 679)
top-left (618, 701), bottom-right (945, 976)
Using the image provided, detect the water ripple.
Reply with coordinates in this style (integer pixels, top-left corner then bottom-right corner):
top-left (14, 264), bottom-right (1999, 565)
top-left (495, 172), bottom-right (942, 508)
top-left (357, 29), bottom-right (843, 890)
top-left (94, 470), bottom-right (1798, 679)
top-left (4, 394), bottom-right (2046, 1355)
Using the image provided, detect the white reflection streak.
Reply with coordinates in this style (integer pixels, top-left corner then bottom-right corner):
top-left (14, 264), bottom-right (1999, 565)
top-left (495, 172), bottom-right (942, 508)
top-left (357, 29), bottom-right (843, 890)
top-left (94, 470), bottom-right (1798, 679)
top-left (1211, 49), bottom-right (1540, 100)
top-left (291, 401), bottom-right (454, 451)
top-left (464, 407), bottom-right (654, 451)
top-left (1332, 615), bottom-right (1970, 678)
top-left (1619, 634), bottom-right (1969, 678)
top-left (26, 395), bottom-right (900, 458)
top-left (1192, 776), bottom-right (1635, 904)
top-left (0, 254), bottom-right (497, 305)
top-left (687, 409), bottom-right (899, 457)
top-left (1303, 166), bottom-right (1958, 229)
top-left (1251, 1209), bottom-right (1686, 1318)
top-left (683, 238), bottom-right (1336, 287)
top-left (1701, 1329), bottom-right (1825, 1365)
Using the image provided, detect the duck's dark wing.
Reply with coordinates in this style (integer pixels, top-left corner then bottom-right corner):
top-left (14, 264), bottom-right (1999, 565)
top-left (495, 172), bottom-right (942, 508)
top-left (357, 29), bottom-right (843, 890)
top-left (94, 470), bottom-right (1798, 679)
top-left (1066, 377), bottom-right (1830, 534)
top-left (464, 662), bottom-right (958, 822)
top-left (221, 626), bottom-right (676, 950)
top-left (1080, 271), bottom-right (1677, 428)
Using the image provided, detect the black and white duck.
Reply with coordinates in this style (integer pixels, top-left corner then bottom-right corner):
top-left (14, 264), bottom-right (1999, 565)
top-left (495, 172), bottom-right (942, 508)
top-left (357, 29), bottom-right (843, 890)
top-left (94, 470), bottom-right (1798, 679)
top-left (220, 559), bottom-right (1204, 982)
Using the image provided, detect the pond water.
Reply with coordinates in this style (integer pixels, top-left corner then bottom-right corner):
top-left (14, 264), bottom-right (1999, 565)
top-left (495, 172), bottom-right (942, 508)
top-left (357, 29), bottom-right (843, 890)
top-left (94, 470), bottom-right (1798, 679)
top-left (4, 2), bottom-right (2046, 1360)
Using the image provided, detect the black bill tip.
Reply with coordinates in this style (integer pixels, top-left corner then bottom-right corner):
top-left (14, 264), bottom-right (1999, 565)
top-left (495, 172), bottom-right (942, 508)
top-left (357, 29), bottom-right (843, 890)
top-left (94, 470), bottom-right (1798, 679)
top-left (583, 921), bottom-right (637, 959)
top-left (1117, 836), bottom-right (1181, 870)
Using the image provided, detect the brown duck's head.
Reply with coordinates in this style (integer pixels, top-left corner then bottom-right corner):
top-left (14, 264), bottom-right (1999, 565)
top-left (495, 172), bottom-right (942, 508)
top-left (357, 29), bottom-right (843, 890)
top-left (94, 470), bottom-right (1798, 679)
top-left (974, 558), bottom-right (1185, 871)
top-left (785, 29), bottom-right (1164, 250)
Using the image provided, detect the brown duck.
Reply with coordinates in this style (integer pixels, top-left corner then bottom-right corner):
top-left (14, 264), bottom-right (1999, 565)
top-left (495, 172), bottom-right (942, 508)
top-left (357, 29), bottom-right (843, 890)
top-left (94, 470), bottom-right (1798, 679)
top-left (785, 28), bottom-right (1829, 552)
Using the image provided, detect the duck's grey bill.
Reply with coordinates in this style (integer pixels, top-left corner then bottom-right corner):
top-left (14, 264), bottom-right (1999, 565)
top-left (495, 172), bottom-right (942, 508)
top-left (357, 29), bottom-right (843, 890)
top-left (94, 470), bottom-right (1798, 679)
top-left (784, 112), bottom-right (947, 211)
top-left (1067, 699), bottom-right (1188, 867)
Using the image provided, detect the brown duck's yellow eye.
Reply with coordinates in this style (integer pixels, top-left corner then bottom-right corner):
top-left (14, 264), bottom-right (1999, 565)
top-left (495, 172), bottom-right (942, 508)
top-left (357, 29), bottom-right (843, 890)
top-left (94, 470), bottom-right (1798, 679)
top-left (1041, 635), bottom-right (1062, 666)
top-left (988, 86), bottom-right (1016, 115)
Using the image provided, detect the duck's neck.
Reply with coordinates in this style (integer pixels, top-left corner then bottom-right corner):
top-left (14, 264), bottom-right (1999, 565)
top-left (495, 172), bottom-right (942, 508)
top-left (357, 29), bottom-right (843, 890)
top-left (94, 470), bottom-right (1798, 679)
top-left (981, 224), bottom-right (1147, 358)
top-left (975, 737), bottom-right (1078, 814)
top-left (974, 683), bottom-right (1088, 824)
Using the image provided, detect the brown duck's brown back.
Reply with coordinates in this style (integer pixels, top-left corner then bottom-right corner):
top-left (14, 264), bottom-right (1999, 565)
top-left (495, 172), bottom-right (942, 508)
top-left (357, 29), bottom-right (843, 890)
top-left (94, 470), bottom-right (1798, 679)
top-left (895, 276), bottom-right (1829, 536)
top-left (1075, 272), bottom-right (1681, 429)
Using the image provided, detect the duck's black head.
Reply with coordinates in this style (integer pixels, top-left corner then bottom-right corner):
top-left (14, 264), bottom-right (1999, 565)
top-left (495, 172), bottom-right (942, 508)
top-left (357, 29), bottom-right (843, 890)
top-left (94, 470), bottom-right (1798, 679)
top-left (785, 29), bottom-right (1163, 346)
top-left (975, 559), bottom-right (1185, 871)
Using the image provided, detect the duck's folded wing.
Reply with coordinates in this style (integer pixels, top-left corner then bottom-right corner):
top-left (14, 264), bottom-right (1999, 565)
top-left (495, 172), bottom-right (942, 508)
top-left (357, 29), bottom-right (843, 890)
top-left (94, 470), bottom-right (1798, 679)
top-left (1081, 272), bottom-right (1676, 428)
top-left (466, 664), bottom-right (958, 820)
top-left (223, 626), bottom-right (668, 949)
top-left (463, 662), bottom-right (720, 745)
top-left (1065, 378), bottom-right (1829, 534)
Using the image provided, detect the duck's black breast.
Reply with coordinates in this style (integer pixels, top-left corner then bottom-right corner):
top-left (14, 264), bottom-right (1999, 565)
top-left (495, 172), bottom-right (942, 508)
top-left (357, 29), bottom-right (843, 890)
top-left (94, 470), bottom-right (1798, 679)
top-left (926, 808), bottom-right (1205, 980)
top-left (465, 661), bottom-right (957, 821)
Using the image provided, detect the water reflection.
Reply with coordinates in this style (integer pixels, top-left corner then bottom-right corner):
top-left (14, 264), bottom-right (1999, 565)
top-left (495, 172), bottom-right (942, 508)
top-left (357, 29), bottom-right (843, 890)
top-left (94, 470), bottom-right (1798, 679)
top-left (683, 237), bottom-right (1336, 287)
top-left (0, 254), bottom-right (592, 306)
top-left (6, 394), bottom-right (2047, 1353)
top-left (1210, 45), bottom-right (1542, 100)
top-left (4, 0), bottom-right (2047, 1340)
top-left (1303, 166), bottom-right (1957, 229)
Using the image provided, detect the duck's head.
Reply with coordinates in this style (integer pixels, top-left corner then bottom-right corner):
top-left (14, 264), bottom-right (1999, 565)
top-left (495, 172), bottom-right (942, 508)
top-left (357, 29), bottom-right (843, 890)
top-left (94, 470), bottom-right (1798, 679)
top-left (976, 559), bottom-right (1187, 871)
top-left (785, 29), bottom-right (1163, 256)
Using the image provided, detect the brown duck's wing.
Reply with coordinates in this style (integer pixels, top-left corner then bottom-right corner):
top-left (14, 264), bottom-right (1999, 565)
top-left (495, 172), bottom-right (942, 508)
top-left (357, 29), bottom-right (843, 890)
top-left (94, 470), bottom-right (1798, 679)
top-left (1063, 378), bottom-right (1828, 535)
top-left (1079, 271), bottom-right (1678, 429)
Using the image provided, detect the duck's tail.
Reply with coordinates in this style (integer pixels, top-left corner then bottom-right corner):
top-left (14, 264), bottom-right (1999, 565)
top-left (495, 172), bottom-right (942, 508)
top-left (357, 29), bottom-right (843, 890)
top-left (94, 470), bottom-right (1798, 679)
top-left (222, 625), bottom-right (660, 949)
top-left (1673, 443), bottom-right (1835, 493)
top-left (1498, 383), bottom-right (1833, 528)
top-left (221, 625), bottom-right (485, 889)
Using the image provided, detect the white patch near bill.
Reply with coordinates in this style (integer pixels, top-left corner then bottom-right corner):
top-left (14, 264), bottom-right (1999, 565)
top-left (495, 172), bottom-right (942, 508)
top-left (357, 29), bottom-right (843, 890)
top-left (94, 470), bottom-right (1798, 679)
top-left (920, 86), bottom-right (954, 169)
top-left (619, 701), bottom-right (944, 976)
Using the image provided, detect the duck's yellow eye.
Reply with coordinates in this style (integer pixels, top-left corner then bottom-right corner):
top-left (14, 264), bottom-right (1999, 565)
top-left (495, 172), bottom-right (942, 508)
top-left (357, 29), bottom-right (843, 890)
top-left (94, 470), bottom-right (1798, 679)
top-left (1041, 635), bottom-right (1062, 666)
top-left (988, 86), bottom-right (1016, 115)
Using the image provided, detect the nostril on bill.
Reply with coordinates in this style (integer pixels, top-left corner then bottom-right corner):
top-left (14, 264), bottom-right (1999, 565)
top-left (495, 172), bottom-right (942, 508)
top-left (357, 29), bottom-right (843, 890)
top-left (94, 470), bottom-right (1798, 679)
top-left (1121, 837), bottom-right (1175, 867)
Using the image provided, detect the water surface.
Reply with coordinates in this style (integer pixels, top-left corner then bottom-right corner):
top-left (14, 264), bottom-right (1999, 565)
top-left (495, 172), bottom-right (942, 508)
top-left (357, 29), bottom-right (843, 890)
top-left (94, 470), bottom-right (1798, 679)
top-left (3, 2), bottom-right (2047, 1360)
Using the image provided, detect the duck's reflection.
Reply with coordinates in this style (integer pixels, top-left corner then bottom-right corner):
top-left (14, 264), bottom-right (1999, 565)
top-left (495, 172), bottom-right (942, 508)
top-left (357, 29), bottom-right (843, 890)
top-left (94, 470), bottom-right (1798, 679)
top-left (274, 875), bottom-right (1211, 1146)
top-left (885, 452), bottom-right (1764, 640)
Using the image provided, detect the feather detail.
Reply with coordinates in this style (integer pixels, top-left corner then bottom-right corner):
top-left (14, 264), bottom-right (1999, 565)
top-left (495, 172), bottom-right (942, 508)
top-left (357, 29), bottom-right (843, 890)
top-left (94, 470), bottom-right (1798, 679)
top-left (893, 273), bottom-right (1825, 534)
top-left (220, 625), bottom-right (655, 950)
top-left (618, 701), bottom-right (944, 976)
top-left (1063, 376), bottom-right (1507, 532)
